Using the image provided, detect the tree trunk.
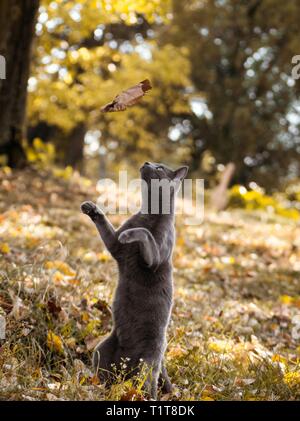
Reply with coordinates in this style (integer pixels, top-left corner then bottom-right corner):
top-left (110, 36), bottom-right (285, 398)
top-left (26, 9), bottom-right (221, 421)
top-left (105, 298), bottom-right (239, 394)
top-left (0, 0), bottom-right (39, 168)
top-left (63, 123), bottom-right (86, 170)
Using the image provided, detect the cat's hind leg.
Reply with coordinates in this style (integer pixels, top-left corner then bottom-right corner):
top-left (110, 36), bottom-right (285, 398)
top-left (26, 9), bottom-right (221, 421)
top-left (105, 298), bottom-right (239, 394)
top-left (140, 357), bottom-right (162, 400)
top-left (158, 362), bottom-right (173, 393)
top-left (93, 332), bottom-right (119, 383)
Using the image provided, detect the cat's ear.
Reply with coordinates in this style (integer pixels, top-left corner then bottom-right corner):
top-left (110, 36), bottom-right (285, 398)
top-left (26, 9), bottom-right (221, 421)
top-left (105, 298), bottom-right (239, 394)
top-left (173, 166), bottom-right (189, 182)
top-left (172, 166), bottom-right (189, 193)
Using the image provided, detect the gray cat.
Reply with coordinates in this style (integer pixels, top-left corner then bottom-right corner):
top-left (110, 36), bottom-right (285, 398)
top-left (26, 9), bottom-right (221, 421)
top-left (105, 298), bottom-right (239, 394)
top-left (81, 162), bottom-right (188, 399)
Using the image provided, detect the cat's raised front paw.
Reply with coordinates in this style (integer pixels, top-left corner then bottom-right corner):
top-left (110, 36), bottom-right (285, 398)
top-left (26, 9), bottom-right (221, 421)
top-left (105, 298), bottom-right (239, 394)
top-left (118, 230), bottom-right (132, 244)
top-left (118, 228), bottom-right (147, 244)
top-left (81, 201), bottom-right (103, 219)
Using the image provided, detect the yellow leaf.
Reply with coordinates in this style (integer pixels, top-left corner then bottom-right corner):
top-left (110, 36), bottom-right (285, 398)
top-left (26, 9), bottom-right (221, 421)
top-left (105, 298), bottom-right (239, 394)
top-left (97, 251), bottom-right (111, 262)
top-left (45, 260), bottom-right (76, 277)
top-left (52, 272), bottom-right (65, 283)
top-left (79, 375), bottom-right (88, 385)
top-left (177, 236), bottom-right (185, 247)
top-left (272, 354), bottom-right (287, 365)
top-left (0, 243), bottom-right (10, 254)
top-left (81, 312), bottom-right (90, 323)
top-left (25, 234), bottom-right (40, 249)
top-left (280, 295), bottom-right (294, 305)
top-left (47, 330), bottom-right (64, 354)
top-left (167, 345), bottom-right (187, 359)
top-left (3, 166), bottom-right (12, 175)
top-left (208, 340), bottom-right (231, 353)
top-left (284, 371), bottom-right (300, 387)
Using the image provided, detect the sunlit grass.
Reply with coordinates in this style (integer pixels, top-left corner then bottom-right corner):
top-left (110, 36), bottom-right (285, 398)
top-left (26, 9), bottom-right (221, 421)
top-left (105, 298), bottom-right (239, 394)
top-left (0, 168), bottom-right (300, 400)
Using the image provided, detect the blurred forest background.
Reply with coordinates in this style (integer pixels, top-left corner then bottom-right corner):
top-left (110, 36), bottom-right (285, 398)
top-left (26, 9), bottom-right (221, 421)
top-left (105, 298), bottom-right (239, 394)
top-left (1, 0), bottom-right (300, 402)
top-left (1, 0), bottom-right (300, 192)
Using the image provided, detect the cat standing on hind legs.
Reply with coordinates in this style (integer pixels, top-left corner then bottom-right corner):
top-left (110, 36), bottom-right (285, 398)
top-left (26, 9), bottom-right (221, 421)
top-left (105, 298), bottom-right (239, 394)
top-left (81, 162), bottom-right (188, 399)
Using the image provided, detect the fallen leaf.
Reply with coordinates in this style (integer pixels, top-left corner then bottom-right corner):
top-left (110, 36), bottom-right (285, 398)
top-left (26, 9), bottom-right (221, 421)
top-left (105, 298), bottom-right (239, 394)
top-left (84, 335), bottom-right (100, 351)
top-left (47, 299), bottom-right (62, 317)
top-left (47, 330), bottom-right (64, 354)
top-left (167, 345), bottom-right (188, 359)
top-left (0, 243), bottom-right (10, 254)
top-left (45, 260), bottom-right (76, 277)
top-left (120, 388), bottom-right (145, 401)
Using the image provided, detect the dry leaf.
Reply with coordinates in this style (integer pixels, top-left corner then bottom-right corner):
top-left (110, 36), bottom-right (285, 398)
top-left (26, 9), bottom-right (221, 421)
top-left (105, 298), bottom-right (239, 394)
top-left (47, 330), bottom-right (64, 354)
top-left (45, 260), bottom-right (76, 277)
top-left (8, 291), bottom-right (29, 321)
top-left (47, 299), bottom-right (62, 318)
top-left (167, 345), bottom-right (188, 359)
top-left (85, 335), bottom-right (100, 351)
top-left (0, 243), bottom-right (10, 254)
top-left (101, 79), bottom-right (152, 112)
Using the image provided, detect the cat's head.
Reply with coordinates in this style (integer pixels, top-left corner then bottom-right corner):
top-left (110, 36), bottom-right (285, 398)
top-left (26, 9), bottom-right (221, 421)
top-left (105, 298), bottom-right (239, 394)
top-left (140, 162), bottom-right (188, 184)
top-left (140, 162), bottom-right (189, 214)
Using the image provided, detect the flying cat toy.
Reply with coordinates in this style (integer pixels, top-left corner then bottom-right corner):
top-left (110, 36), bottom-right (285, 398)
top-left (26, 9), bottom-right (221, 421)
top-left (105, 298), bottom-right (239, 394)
top-left (101, 79), bottom-right (152, 112)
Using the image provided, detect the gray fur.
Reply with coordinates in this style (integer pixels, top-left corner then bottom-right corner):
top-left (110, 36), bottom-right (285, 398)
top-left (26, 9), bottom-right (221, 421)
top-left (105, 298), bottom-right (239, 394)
top-left (81, 162), bottom-right (188, 399)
